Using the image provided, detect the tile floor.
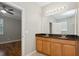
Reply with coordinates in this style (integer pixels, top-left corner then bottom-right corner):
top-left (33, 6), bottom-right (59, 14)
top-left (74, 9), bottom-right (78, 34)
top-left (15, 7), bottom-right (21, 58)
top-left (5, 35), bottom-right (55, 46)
top-left (31, 52), bottom-right (46, 56)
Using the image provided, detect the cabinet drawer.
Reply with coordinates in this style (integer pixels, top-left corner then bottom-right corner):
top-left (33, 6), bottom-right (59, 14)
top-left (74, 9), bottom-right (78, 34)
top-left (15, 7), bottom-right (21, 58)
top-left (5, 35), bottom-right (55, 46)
top-left (51, 38), bottom-right (76, 45)
top-left (61, 40), bottom-right (76, 45)
top-left (42, 38), bottom-right (51, 41)
top-left (36, 37), bottom-right (43, 40)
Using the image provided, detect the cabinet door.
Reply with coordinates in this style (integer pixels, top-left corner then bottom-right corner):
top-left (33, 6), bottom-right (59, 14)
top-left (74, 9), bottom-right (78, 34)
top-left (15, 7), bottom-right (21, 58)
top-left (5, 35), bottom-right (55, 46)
top-left (63, 45), bottom-right (75, 56)
top-left (51, 42), bottom-right (62, 56)
top-left (42, 40), bottom-right (50, 55)
top-left (51, 42), bottom-right (54, 56)
top-left (36, 39), bottom-right (42, 52)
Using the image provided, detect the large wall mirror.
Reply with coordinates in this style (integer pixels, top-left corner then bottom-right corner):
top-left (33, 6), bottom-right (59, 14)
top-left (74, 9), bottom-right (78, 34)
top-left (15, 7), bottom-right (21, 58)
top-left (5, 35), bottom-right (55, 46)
top-left (47, 9), bottom-right (77, 35)
top-left (41, 3), bottom-right (78, 35)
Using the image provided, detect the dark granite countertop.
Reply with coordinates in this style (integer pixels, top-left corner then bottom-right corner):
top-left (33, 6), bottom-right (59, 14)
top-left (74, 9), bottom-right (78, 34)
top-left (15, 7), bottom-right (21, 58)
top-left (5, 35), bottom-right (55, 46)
top-left (36, 33), bottom-right (79, 41)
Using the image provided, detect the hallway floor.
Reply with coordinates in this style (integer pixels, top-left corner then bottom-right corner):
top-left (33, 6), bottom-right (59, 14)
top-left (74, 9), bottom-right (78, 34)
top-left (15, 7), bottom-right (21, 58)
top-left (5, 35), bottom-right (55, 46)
top-left (0, 41), bottom-right (21, 56)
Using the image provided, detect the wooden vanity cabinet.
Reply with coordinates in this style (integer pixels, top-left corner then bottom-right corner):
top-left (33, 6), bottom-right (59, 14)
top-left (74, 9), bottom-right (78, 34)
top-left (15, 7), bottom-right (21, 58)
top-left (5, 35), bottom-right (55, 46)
top-left (42, 38), bottom-right (51, 55)
top-left (36, 36), bottom-right (78, 56)
top-left (61, 39), bottom-right (76, 56)
top-left (51, 42), bottom-right (62, 56)
top-left (51, 38), bottom-right (76, 56)
top-left (51, 39), bottom-right (62, 56)
top-left (36, 37), bottom-right (43, 53)
top-left (36, 37), bottom-right (51, 55)
top-left (63, 44), bottom-right (75, 56)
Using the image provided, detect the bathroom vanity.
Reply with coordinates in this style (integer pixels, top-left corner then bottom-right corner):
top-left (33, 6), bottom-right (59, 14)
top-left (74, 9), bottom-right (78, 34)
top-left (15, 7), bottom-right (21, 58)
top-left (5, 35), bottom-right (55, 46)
top-left (37, 3), bottom-right (79, 56)
top-left (36, 34), bottom-right (79, 56)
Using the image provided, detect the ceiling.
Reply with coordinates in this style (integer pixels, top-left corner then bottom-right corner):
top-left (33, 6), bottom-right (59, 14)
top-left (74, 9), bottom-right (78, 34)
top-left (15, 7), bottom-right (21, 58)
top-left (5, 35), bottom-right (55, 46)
top-left (0, 2), bottom-right (50, 20)
top-left (34, 2), bottom-right (51, 7)
top-left (0, 2), bottom-right (76, 20)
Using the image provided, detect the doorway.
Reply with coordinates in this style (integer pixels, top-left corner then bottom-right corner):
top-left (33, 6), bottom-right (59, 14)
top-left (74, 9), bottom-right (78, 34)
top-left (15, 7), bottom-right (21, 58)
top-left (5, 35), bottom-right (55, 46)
top-left (0, 2), bottom-right (22, 56)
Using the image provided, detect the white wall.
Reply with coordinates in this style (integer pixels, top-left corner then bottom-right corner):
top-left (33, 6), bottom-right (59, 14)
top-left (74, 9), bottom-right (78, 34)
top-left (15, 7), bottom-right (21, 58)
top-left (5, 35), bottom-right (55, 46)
top-left (6, 2), bottom-right (42, 55)
top-left (41, 15), bottom-right (49, 33)
top-left (77, 3), bottom-right (79, 36)
top-left (23, 3), bottom-right (42, 55)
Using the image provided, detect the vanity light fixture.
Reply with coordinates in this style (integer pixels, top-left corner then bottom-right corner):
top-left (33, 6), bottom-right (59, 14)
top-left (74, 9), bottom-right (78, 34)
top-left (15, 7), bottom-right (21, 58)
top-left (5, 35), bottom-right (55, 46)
top-left (45, 6), bottom-right (65, 16)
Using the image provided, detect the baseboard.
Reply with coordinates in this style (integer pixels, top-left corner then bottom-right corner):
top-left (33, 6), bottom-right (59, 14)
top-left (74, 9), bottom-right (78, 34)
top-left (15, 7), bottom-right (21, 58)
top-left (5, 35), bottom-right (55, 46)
top-left (26, 50), bottom-right (36, 56)
top-left (0, 39), bottom-right (21, 44)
